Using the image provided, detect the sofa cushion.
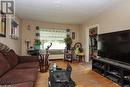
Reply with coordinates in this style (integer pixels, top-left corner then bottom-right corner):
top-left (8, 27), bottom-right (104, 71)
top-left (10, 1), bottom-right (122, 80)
top-left (2, 50), bottom-right (18, 68)
top-left (14, 82), bottom-right (33, 87)
top-left (0, 42), bottom-right (11, 52)
top-left (0, 68), bottom-right (38, 84)
top-left (0, 82), bottom-right (33, 87)
top-left (0, 53), bottom-right (11, 77)
top-left (15, 62), bottom-right (39, 69)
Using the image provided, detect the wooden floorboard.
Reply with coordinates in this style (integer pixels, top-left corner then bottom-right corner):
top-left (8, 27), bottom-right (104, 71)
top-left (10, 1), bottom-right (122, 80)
top-left (35, 60), bottom-right (120, 87)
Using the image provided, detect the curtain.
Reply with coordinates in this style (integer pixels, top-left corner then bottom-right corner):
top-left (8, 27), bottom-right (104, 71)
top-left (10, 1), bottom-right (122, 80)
top-left (40, 29), bottom-right (67, 41)
top-left (40, 29), bottom-right (67, 50)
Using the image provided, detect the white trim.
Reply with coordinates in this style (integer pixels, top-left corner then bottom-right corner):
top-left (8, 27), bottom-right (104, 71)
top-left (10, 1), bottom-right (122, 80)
top-left (87, 24), bottom-right (99, 34)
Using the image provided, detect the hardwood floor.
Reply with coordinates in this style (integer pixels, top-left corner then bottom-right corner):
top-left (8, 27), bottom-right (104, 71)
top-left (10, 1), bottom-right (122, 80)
top-left (35, 60), bottom-right (120, 87)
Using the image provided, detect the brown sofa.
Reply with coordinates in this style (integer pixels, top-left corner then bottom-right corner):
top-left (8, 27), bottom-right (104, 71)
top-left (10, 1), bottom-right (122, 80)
top-left (0, 49), bottom-right (39, 87)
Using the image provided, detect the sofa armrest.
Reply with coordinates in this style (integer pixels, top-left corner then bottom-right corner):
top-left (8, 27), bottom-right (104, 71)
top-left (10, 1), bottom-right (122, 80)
top-left (18, 56), bottom-right (39, 63)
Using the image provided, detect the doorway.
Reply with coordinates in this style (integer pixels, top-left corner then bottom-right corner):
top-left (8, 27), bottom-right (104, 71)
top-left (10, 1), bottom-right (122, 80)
top-left (89, 26), bottom-right (98, 61)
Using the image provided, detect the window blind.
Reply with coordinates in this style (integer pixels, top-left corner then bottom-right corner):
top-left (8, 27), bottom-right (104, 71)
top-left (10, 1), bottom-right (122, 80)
top-left (40, 29), bottom-right (67, 50)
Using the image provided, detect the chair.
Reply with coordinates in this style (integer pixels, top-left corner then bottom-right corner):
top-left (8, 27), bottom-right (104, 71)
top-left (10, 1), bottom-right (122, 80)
top-left (73, 42), bottom-right (85, 62)
top-left (64, 42), bottom-right (85, 62)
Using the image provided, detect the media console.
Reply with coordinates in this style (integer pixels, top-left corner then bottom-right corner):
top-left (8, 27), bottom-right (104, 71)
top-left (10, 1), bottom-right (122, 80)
top-left (92, 58), bottom-right (130, 87)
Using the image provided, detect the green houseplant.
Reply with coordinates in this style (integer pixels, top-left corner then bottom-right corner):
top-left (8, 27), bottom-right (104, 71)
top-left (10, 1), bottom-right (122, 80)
top-left (64, 35), bottom-right (72, 50)
top-left (34, 39), bottom-right (41, 50)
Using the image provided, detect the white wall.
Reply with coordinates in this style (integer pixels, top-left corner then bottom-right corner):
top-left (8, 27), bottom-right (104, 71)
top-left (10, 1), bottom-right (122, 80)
top-left (81, 1), bottom-right (130, 62)
top-left (0, 15), bottom-right (22, 55)
top-left (21, 19), bottom-right (81, 55)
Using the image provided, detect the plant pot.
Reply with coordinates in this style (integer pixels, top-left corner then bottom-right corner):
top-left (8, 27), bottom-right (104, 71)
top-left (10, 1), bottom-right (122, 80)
top-left (34, 44), bottom-right (40, 50)
top-left (66, 44), bottom-right (71, 50)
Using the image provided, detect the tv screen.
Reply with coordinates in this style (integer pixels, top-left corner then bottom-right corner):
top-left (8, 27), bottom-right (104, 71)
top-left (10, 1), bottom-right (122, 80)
top-left (98, 30), bottom-right (130, 64)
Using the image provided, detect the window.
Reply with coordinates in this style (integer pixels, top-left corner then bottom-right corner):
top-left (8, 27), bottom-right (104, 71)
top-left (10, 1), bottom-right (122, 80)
top-left (40, 29), bottom-right (67, 50)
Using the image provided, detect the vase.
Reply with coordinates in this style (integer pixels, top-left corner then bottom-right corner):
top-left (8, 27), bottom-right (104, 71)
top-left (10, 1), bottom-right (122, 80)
top-left (34, 44), bottom-right (40, 50)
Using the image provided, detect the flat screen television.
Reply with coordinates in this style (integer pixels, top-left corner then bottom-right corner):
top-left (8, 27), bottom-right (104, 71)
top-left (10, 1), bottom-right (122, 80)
top-left (98, 30), bottom-right (130, 64)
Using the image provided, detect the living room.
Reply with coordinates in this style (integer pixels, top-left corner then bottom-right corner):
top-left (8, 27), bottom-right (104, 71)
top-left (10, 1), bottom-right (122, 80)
top-left (0, 0), bottom-right (130, 87)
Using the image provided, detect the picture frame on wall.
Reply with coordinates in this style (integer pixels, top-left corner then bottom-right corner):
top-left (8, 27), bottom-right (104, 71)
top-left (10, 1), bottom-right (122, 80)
top-left (10, 18), bottom-right (19, 40)
top-left (72, 32), bottom-right (75, 39)
top-left (0, 11), bottom-right (6, 37)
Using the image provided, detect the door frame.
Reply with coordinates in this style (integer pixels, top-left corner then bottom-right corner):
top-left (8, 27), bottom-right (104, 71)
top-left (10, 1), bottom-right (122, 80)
top-left (85, 24), bottom-right (99, 62)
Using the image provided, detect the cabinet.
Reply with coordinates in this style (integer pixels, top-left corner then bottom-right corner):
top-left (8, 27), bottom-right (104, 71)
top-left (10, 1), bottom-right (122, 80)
top-left (92, 58), bottom-right (130, 87)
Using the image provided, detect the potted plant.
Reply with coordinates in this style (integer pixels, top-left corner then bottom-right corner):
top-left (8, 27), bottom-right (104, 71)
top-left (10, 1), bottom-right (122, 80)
top-left (64, 35), bottom-right (72, 51)
top-left (34, 39), bottom-right (41, 50)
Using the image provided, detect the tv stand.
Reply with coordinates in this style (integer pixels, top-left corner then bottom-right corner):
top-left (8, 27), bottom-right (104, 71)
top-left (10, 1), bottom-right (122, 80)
top-left (92, 58), bottom-right (130, 87)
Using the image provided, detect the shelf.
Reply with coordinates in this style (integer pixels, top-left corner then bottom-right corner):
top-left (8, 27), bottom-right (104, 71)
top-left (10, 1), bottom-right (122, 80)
top-left (124, 85), bottom-right (130, 87)
top-left (92, 58), bottom-right (130, 86)
top-left (93, 65), bottom-right (104, 70)
top-left (92, 69), bottom-right (105, 76)
top-left (124, 76), bottom-right (130, 82)
top-left (106, 75), bottom-right (120, 84)
top-left (106, 71), bottom-right (121, 78)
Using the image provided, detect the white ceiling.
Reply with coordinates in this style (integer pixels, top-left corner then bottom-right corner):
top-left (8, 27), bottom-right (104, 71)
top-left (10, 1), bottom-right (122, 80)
top-left (15, 0), bottom-right (128, 24)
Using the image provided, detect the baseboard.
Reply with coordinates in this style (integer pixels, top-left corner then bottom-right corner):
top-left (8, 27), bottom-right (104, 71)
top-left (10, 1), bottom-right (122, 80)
top-left (49, 59), bottom-right (63, 61)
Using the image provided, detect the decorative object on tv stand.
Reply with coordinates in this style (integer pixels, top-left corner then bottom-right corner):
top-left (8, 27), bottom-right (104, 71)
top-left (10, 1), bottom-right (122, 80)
top-left (0, 11), bottom-right (6, 37)
top-left (10, 18), bottom-right (19, 40)
top-left (64, 34), bottom-right (72, 51)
